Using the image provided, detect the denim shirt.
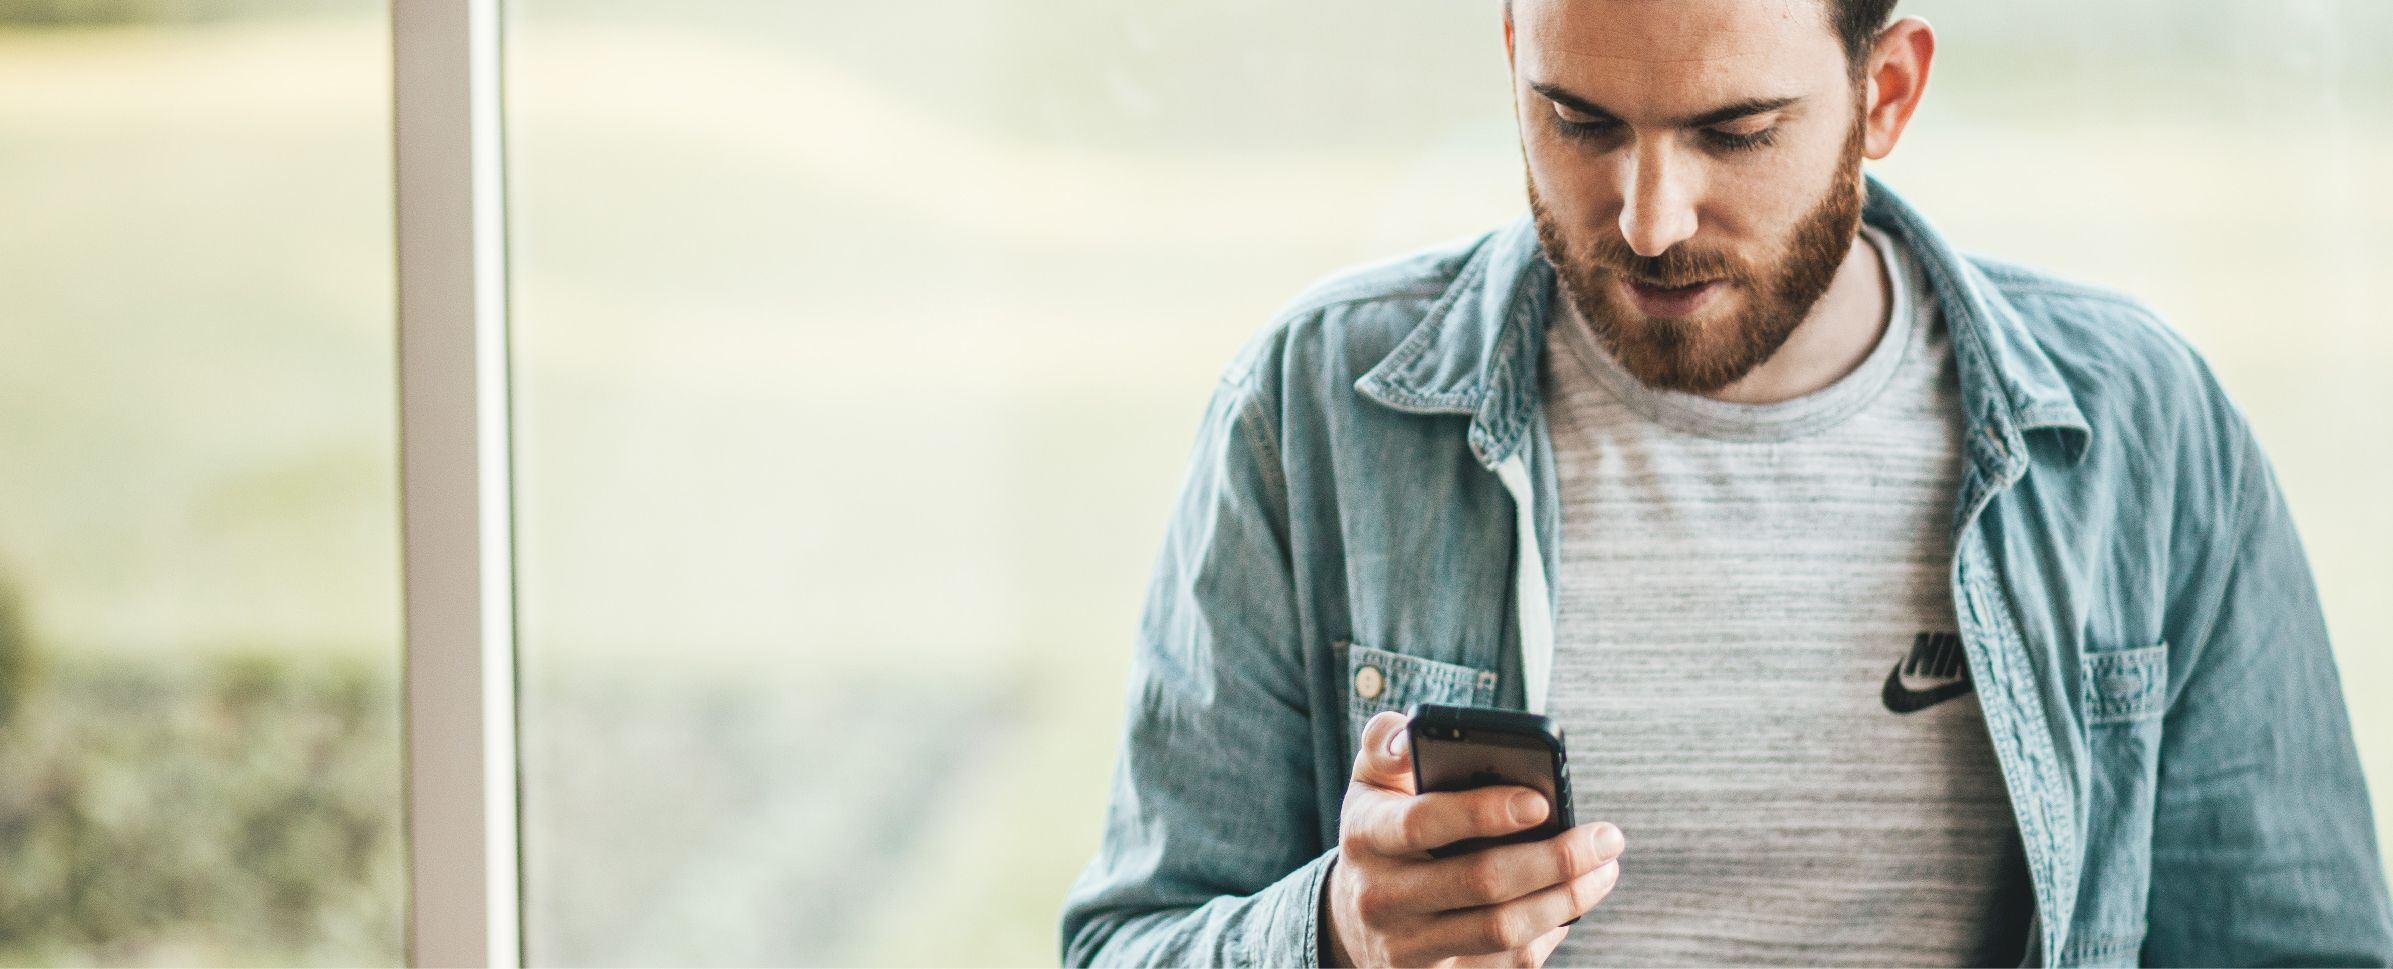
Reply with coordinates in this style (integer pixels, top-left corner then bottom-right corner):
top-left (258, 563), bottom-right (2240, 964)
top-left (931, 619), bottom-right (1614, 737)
top-left (1060, 175), bottom-right (2393, 968)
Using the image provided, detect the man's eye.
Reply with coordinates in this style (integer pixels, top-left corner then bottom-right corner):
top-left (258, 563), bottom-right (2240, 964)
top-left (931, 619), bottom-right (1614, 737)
top-left (1703, 127), bottom-right (1779, 152)
top-left (1550, 103), bottom-right (1617, 140)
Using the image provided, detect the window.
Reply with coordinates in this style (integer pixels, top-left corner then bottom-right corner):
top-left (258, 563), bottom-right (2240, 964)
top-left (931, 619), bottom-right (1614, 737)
top-left (0, 2), bottom-right (402, 964)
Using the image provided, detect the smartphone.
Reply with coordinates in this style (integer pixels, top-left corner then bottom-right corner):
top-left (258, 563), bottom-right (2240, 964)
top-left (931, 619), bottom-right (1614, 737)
top-left (1406, 703), bottom-right (1575, 859)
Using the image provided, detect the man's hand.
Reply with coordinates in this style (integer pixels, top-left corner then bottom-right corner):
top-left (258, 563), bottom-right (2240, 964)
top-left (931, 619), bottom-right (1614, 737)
top-left (1321, 711), bottom-right (1625, 968)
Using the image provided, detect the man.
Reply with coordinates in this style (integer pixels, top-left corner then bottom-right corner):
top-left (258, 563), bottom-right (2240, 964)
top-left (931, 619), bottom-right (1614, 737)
top-left (1061, 0), bottom-right (2393, 965)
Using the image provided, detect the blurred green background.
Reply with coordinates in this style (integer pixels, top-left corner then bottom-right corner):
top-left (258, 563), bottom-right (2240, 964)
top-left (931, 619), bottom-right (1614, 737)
top-left (0, 0), bottom-right (2385, 965)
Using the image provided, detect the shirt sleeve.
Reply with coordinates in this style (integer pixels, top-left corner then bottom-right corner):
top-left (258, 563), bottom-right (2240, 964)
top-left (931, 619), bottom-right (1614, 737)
top-left (2141, 393), bottom-right (2393, 966)
top-left (1058, 365), bottom-right (1336, 968)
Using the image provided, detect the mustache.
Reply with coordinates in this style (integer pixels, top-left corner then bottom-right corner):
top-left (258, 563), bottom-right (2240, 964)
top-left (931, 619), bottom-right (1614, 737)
top-left (1582, 235), bottom-right (1747, 289)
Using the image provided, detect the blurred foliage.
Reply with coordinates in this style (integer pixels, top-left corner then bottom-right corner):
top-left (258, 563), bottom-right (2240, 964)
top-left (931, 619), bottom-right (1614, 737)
top-left (0, 0), bottom-right (352, 25)
top-left (0, 579), bottom-right (23, 731)
top-left (0, 652), bottom-right (403, 965)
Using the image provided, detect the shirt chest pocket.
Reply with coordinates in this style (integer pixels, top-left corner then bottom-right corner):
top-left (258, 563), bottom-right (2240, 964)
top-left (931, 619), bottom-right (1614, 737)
top-left (2074, 641), bottom-right (2169, 960)
top-left (1340, 641), bottom-right (1500, 747)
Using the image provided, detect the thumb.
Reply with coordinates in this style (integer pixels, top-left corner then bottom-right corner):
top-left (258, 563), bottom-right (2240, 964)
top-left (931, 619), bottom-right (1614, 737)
top-left (1350, 710), bottom-right (1418, 795)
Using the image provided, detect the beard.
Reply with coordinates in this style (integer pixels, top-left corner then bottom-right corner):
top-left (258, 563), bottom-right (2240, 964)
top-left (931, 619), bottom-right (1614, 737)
top-left (1530, 103), bottom-right (1868, 395)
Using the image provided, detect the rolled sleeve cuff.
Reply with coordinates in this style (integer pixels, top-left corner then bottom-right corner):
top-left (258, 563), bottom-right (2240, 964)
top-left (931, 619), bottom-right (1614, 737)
top-left (1250, 848), bottom-right (1338, 969)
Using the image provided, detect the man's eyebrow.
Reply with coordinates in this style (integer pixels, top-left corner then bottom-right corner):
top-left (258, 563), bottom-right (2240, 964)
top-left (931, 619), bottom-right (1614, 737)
top-left (1529, 82), bottom-right (1803, 128)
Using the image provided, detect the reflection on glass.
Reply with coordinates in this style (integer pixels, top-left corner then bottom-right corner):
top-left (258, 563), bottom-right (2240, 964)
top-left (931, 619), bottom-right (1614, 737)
top-left (504, 0), bottom-right (2391, 964)
top-left (0, 2), bottom-right (401, 964)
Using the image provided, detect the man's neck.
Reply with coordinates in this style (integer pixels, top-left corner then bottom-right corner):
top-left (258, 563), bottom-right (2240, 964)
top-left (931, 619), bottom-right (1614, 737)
top-left (1703, 233), bottom-right (1891, 405)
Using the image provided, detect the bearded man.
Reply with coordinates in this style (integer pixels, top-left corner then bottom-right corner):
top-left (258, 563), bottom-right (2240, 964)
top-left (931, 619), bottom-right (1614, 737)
top-left (1060, 0), bottom-right (2393, 965)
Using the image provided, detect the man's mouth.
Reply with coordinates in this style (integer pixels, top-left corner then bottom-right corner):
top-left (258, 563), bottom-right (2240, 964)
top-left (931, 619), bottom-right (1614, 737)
top-left (1621, 277), bottom-right (1724, 318)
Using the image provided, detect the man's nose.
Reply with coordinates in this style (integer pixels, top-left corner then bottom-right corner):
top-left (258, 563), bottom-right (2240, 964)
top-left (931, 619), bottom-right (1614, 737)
top-left (1618, 145), bottom-right (1698, 258)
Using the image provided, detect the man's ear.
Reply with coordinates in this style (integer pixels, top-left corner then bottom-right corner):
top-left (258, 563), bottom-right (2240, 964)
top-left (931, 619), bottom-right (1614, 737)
top-left (1862, 17), bottom-right (1934, 160)
top-left (1502, 5), bottom-right (1516, 69)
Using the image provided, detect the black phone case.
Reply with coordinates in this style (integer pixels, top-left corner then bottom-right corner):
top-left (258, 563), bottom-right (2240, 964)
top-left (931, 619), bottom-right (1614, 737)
top-left (1405, 703), bottom-right (1575, 858)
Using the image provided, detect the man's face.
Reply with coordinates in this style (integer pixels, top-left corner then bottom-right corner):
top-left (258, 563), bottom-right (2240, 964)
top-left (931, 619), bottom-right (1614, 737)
top-left (1511, 0), bottom-right (1870, 394)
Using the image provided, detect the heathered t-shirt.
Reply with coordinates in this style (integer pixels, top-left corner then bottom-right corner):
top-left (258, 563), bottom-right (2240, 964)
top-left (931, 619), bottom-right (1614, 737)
top-left (1542, 225), bottom-right (2034, 967)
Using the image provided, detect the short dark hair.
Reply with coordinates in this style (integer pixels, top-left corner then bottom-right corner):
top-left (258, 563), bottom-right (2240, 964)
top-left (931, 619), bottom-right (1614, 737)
top-left (1827, 0), bottom-right (1900, 77)
top-left (1504, 0), bottom-right (1898, 78)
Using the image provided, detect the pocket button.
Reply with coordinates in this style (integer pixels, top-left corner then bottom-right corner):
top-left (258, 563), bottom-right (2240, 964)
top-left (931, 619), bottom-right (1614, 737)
top-left (1355, 665), bottom-right (1385, 701)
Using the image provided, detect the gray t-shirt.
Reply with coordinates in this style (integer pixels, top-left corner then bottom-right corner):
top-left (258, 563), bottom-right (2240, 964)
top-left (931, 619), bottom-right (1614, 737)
top-left (1542, 225), bottom-right (2033, 967)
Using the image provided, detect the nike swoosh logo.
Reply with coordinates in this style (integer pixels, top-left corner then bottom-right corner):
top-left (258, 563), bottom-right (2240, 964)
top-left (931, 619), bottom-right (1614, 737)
top-left (1882, 664), bottom-right (1973, 713)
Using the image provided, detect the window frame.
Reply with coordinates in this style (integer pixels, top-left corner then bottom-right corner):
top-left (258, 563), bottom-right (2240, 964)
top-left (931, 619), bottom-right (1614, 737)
top-left (394, 0), bottom-right (523, 965)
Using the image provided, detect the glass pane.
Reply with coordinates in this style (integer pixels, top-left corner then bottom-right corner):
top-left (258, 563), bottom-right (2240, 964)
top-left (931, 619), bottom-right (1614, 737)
top-left (0, 2), bottom-right (402, 965)
top-left (507, 0), bottom-right (2393, 963)
top-left (506, 1), bottom-right (1515, 964)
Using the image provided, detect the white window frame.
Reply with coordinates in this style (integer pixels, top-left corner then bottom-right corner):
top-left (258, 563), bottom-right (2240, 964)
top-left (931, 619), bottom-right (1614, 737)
top-left (394, 0), bottom-right (522, 965)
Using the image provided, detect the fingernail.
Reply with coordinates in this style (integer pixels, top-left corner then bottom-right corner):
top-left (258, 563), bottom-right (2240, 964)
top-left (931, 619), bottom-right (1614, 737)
top-left (1511, 791), bottom-right (1545, 825)
top-left (1385, 722), bottom-right (1408, 758)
